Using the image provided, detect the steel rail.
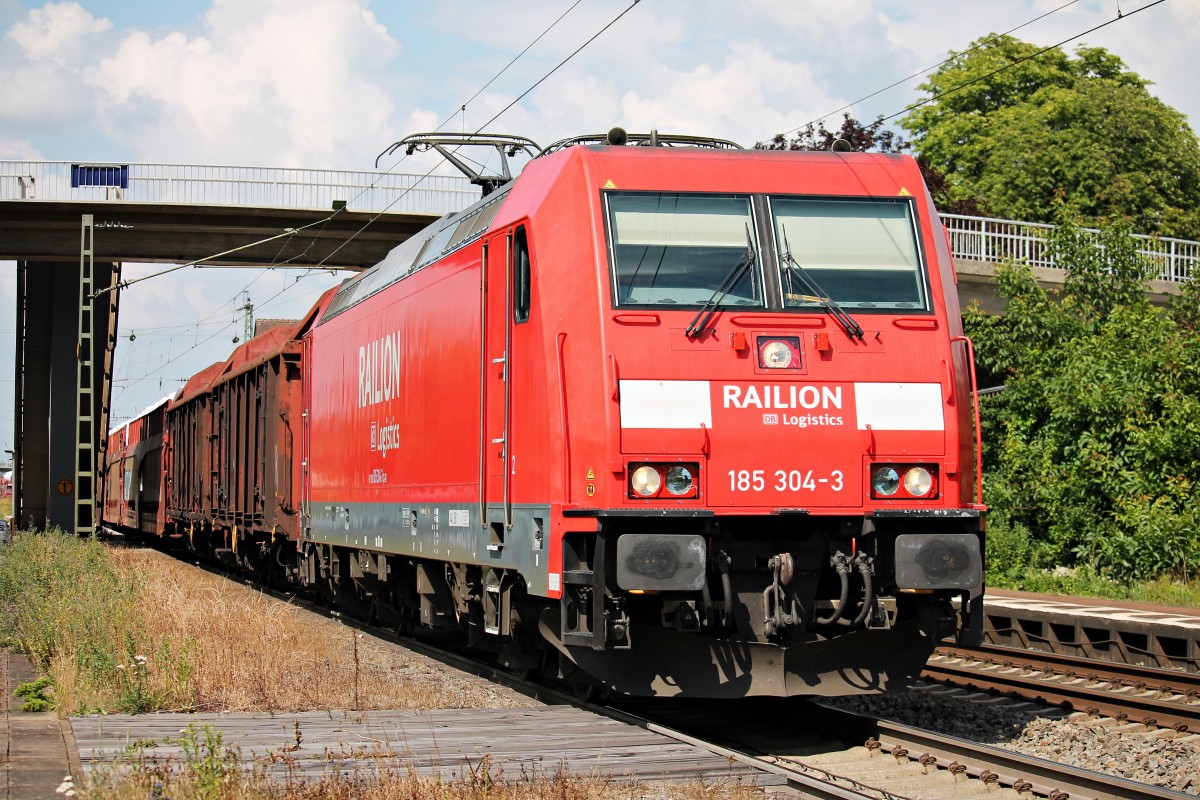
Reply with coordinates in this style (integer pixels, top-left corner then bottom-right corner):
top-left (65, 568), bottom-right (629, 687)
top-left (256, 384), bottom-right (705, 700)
top-left (857, 708), bottom-right (1193, 800)
top-left (938, 643), bottom-right (1200, 690)
top-left (619, 694), bottom-right (1190, 800)
top-left (928, 644), bottom-right (1200, 732)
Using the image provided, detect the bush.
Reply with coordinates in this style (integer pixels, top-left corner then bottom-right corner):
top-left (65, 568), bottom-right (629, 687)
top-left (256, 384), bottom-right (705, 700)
top-left (967, 224), bottom-right (1200, 584)
top-left (0, 531), bottom-right (177, 714)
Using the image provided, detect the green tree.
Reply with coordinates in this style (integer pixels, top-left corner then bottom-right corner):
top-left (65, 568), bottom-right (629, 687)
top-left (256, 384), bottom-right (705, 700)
top-left (966, 226), bottom-right (1200, 582)
top-left (758, 114), bottom-right (986, 214)
top-left (758, 113), bottom-right (906, 153)
top-left (901, 36), bottom-right (1200, 239)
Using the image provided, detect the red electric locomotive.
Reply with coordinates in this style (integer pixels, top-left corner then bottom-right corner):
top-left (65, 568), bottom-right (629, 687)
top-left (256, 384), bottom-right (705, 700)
top-left (294, 130), bottom-right (984, 697)
top-left (111, 130), bottom-right (984, 698)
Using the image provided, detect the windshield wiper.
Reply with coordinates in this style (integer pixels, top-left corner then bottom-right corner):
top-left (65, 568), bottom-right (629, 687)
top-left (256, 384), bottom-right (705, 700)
top-left (778, 234), bottom-right (864, 341)
top-left (686, 225), bottom-right (756, 339)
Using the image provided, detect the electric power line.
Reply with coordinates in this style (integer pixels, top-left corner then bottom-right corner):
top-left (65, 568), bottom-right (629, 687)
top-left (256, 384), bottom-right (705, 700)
top-left (876, 0), bottom-right (1166, 126)
top-left (779, 0), bottom-right (1085, 139)
top-left (309, 0), bottom-right (643, 272)
top-left (112, 2), bottom-right (631, 405)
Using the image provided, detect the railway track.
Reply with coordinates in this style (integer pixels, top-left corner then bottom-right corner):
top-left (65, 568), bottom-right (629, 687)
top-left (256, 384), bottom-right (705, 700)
top-left (926, 643), bottom-right (1200, 733)
top-left (107, 540), bottom-right (1193, 799)
top-left (615, 697), bottom-right (1192, 800)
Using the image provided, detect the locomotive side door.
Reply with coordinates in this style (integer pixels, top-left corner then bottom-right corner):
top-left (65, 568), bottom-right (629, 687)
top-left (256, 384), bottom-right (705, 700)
top-left (482, 229), bottom-right (513, 541)
top-left (482, 224), bottom-right (533, 545)
top-left (299, 331), bottom-right (313, 538)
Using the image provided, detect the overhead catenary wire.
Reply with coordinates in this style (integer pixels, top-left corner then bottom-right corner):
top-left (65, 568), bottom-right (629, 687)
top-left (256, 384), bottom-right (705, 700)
top-left (875, 0), bottom-right (1167, 125)
top-left (92, 219), bottom-right (333, 299)
top-left (282, 1), bottom-right (589, 267)
top-left (113, 3), bottom-right (591, 329)
top-left (111, 273), bottom-right (331, 409)
top-left (308, 0), bottom-right (643, 272)
top-left (111, 1), bottom-right (637, 411)
top-left (777, 0), bottom-right (1083, 139)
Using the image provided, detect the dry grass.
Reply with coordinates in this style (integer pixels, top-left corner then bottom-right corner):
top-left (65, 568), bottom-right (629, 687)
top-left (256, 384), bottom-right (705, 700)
top-left (90, 759), bottom-right (765, 800)
top-left (80, 722), bottom-right (768, 800)
top-left (8, 538), bottom-right (771, 799)
top-left (96, 547), bottom-right (535, 714)
top-left (0, 534), bottom-right (531, 715)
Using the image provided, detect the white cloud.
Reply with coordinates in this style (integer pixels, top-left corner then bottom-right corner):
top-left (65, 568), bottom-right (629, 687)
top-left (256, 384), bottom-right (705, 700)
top-left (76, 0), bottom-right (401, 167)
top-left (0, 138), bottom-right (44, 160)
top-left (5, 0), bottom-right (111, 65)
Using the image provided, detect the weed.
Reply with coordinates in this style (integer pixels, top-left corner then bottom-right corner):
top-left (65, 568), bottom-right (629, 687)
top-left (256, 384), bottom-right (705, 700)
top-left (172, 723), bottom-right (242, 800)
top-left (14, 675), bottom-right (53, 712)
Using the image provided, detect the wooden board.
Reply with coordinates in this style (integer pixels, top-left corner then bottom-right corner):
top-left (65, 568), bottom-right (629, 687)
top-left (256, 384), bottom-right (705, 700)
top-left (71, 705), bottom-right (784, 786)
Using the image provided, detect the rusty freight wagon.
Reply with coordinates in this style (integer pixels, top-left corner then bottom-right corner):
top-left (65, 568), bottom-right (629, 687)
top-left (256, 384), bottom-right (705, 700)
top-left (102, 397), bottom-right (170, 537)
top-left (164, 291), bottom-right (336, 579)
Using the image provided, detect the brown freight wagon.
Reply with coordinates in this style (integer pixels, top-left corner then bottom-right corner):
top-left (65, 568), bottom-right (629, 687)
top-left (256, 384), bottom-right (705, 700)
top-left (166, 290), bottom-right (335, 579)
top-left (101, 398), bottom-right (170, 537)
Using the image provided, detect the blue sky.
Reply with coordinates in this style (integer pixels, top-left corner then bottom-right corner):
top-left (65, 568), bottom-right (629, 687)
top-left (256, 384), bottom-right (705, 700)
top-left (1, 0), bottom-right (1197, 453)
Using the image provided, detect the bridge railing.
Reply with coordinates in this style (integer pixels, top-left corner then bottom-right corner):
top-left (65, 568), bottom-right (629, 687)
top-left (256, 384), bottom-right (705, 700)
top-left (0, 161), bottom-right (478, 215)
top-left (3, 161), bottom-right (1199, 283)
top-left (942, 213), bottom-right (1199, 284)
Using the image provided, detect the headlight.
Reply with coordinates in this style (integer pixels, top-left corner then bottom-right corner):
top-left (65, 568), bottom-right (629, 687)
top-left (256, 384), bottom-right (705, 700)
top-left (903, 467), bottom-right (933, 497)
top-left (664, 465), bottom-right (694, 496)
top-left (757, 336), bottom-right (801, 369)
top-left (759, 340), bottom-right (793, 369)
top-left (870, 463), bottom-right (939, 499)
top-left (630, 465), bottom-right (661, 497)
top-left (872, 466), bottom-right (900, 496)
top-left (627, 462), bottom-right (700, 499)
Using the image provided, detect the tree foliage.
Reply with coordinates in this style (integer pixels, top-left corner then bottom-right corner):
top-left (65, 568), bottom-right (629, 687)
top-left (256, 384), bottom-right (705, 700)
top-left (901, 35), bottom-right (1200, 239)
top-left (758, 114), bottom-right (907, 153)
top-left (966, 226), bottom-right (1200, 582)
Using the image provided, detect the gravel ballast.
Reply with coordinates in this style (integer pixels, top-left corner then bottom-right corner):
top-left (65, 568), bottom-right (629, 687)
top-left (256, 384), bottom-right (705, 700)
top-left (824, 683), bottom-right (1200, 795)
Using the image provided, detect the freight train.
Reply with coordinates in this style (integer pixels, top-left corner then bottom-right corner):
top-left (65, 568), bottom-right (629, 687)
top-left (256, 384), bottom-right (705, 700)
top-left (102, 129), bottom-right (985, 699)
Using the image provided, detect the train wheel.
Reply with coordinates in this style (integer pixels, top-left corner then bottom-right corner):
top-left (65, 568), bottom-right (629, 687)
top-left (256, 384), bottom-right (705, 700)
top-left (571, 678), bottom-right (600, 703)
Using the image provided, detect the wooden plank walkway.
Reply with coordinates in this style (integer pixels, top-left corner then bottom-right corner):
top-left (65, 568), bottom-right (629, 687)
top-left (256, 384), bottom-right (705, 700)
top-left (71, 706), bottom-right (783, 787)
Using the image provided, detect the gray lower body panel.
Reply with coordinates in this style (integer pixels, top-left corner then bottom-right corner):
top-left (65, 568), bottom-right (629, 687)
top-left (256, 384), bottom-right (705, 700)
top-left (305, 500), bottom-right (551, 595)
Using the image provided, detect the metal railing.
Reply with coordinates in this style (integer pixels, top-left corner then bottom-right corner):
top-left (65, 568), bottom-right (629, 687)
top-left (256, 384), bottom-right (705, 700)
top-left (942, 213), bottom-right (1199, 284)
top-left (3, 162), bottom-right (1199, 283)
top-left (0, 161), bottom-right (477, 215)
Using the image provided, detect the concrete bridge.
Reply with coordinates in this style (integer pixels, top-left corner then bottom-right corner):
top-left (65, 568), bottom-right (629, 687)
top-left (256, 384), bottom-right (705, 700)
top-left (2, 160), bottom-right (1198, 534)
top-left (942, 213), bottom-right (1197, 313)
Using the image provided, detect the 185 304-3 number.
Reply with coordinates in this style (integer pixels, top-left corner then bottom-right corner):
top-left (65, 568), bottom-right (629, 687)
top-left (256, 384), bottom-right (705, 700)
top-left (727, 469), bottom-right (844, 493)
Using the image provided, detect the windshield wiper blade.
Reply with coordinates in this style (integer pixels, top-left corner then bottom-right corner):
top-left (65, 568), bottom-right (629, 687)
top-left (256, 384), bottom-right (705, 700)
top-left (778, 235), bottom-right (864, 341)
top-left (686, 225), bottom-right (756, 339)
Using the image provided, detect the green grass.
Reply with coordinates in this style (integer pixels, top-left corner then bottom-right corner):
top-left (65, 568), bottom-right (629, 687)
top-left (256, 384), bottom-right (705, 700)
top-left (988, 565), bottom-right (1200, 607)
top-left (0, 528), bottom-right (159, 713)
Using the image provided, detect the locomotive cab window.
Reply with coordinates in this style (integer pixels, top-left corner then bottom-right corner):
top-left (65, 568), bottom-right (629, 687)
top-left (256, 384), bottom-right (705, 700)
top-left (513, 227), bottom-right (531, 324)
top-left (771, 197), bottom-right (928, 312)
top-left (605, 192), bottom-right (763, 309)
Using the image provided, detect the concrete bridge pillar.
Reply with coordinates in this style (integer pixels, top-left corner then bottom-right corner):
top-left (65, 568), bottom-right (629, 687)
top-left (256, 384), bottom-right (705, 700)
top-left (13, 257), bottom-right (119, 533)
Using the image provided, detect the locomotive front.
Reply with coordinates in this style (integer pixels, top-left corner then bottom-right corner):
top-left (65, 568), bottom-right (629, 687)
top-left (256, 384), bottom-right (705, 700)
top-left (539, 144), bottom-right (985, 697)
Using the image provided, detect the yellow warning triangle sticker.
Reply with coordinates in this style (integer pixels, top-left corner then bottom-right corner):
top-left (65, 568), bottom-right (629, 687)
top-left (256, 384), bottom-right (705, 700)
top-left (603, 179), bottom-right (618, 189)
top-left (897, 186), bottom-right (912, 196)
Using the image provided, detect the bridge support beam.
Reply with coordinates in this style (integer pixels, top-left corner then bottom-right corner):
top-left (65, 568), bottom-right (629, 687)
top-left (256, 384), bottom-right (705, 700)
top-left (13, 255), bottom-right (119, 534)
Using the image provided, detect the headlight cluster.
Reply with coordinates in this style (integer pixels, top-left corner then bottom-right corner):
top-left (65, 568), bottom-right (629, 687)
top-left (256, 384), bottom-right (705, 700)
top-left (628, 463), bottom-right (700, 499)
top-left (871, 464), bottom-right (938, 499)
top-left (757, 336), bottom-right (801, 369)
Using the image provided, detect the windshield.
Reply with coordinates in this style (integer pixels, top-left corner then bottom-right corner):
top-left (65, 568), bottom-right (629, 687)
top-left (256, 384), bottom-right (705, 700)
top-left (772, 197), bottom-right (927, 311)
top-left (606, 193), bottom-right (763, 308)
